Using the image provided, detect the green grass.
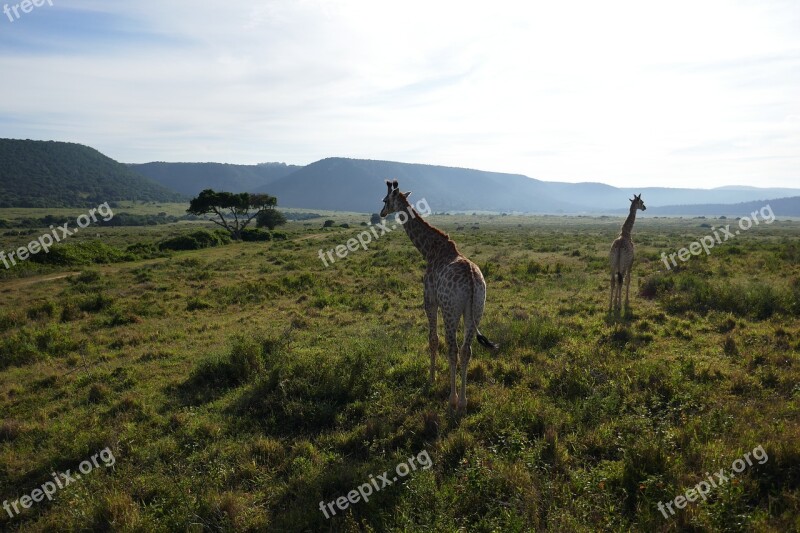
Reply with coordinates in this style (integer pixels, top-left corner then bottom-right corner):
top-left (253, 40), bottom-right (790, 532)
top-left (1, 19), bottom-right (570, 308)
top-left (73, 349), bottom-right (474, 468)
top-left (0, 212), bottom-right (798, 531)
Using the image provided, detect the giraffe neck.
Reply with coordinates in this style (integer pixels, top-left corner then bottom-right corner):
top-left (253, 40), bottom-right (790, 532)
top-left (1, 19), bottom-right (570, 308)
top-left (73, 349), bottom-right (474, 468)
top-left (620, 205), bottom-right (637, 238)
top-left (398, 205), bottom-right (457, 264)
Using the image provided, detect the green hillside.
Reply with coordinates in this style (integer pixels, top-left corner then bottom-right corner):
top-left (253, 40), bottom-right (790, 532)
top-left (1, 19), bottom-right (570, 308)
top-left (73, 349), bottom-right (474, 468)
top-left (0, 139), bottom-right (184, 208)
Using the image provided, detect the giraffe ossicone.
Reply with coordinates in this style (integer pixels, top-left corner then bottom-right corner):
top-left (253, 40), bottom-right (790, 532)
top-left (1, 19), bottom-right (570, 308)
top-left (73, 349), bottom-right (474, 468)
top-left (380, 179), bottom-right (497, 410)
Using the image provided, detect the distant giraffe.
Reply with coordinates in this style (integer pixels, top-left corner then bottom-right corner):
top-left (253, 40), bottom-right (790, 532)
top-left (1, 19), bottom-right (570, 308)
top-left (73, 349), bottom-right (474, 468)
top-left (609, 194), bottom-right (646, 313)
top-left (380, 179), bottom-right (497, 409)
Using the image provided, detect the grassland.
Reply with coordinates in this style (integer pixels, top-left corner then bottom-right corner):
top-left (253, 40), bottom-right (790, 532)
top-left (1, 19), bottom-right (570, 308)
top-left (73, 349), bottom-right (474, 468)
top-left (0, 206), bottom-right (798, 532)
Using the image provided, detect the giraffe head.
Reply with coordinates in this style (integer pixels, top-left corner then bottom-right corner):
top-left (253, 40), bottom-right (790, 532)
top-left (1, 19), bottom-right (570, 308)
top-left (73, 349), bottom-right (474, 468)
top-left (380, 179), bottom-right (411, 218)
top-left (630, 194), bottom-right (646, 211)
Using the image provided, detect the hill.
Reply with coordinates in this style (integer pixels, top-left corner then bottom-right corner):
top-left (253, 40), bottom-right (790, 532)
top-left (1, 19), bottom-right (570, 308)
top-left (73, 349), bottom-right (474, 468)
top-left (641, 195), bottom-right (800, 217)
top-left (0, 139), bottom-right (184, 208)
top-left (257, 157), bottom-right (800, 214)
top-left (259, 157), bottom-right (584, 213)
top-left (5, 139), bottom-right (798, 213)
top-left (538, 182), bottom-right (800, 212)
top-left (129, 161), bottom-right (301, 197)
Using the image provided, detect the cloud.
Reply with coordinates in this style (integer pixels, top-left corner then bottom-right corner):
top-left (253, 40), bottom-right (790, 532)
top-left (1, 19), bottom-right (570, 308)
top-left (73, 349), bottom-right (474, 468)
top-left (0, 0), bottom-right (798, 188)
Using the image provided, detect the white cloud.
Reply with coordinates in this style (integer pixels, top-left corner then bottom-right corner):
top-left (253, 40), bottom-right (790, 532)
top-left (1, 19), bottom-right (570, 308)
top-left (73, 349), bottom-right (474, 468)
top-left (0, 0), bottom-right (798, 187)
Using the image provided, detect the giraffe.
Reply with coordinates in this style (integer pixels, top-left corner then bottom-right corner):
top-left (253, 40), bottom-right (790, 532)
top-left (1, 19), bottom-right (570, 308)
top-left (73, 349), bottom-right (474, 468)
top-left (380, 179), bottom-right (497, 409)
top-left (609, 194), bottom-right (646, 313)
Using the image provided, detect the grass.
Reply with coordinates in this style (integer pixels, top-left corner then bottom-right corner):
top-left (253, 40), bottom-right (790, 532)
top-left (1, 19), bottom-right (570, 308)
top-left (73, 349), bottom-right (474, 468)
top-left (0, 210), bottom-right (798, 531)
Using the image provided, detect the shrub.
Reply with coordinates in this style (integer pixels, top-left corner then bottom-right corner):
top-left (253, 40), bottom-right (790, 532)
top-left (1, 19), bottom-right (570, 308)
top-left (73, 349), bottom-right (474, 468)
top-left (77, 292), bottom-right (113, 313)
top-left (29, 241), bottom-right (131, 266)
top-left (187, 297), bottom-right (212, 311)
top-left (27, 301), bottom-right (58, 321)
top-left (125, 242), bottom-right (163, 259)
top-left (639, 273), bottom-right (674, 299)
top-left (180, 335), bottom-right (279, 402)
top-left (0, 311), bottom-right (23, 332)
top-left (158, 230), bottom-right (228, 251)
top-left (240, 228), bottom-right (272, 242)
top-left (71, 270), bottom-right (101, 284)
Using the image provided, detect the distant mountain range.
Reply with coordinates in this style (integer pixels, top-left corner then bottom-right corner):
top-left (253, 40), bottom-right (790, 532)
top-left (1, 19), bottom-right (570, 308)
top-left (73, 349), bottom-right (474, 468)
top-left (642, 196), bottom-right (800, 217)
top-left (130, 156), bottom-right (800, 214)
top-left (2, 138), bottom-right (799, 215)
top-left (128, 161), bottom-right (300, 197)
top-left (253, 157), bottom-right (800, 214)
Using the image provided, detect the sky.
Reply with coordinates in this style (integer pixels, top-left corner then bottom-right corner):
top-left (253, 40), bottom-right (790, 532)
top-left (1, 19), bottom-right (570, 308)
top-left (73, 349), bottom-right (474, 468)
top-left (0, 0), bottom-right (798, 188)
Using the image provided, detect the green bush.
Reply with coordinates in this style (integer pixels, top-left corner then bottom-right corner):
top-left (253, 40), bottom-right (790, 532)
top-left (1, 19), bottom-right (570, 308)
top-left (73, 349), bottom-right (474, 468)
top-left (27, 301), bottom-right (58, 321)
top-left (125, 242), bottom-right (164, 259)
top-left (29, 240), bottom-right (132, 266)
top-left (639, 273), bottom-right (675, 299)
top-left (158, 230), bottom-right (229, 251)
top-left (180, 335), bottom-right (280, 403)
top-left (240, 228), bottom-right (272, 242)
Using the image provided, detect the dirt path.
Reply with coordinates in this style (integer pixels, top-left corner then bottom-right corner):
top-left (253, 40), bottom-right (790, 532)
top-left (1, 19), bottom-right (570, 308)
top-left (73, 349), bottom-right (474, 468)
top-left (295, 232), bottom-right (328, 241)
top-left (0, 271), bottom-right (81, 291)
top-left (0, 257), bottom-right (169, 293)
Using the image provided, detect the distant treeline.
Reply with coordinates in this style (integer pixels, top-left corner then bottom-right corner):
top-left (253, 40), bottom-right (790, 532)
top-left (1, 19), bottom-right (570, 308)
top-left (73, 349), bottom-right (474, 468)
top-left (283, 212), bottom-right (321, 221)
top-left (0, 212), bottom-right (200, 229)
top-left (0, 210), bottom-right (319, 230)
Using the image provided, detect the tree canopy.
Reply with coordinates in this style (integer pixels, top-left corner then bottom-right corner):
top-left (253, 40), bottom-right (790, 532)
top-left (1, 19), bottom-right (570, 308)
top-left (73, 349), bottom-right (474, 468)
top-left (256, 208), bottom-right (287, 230)
top-left (187, 189), bottom-right (277, 239)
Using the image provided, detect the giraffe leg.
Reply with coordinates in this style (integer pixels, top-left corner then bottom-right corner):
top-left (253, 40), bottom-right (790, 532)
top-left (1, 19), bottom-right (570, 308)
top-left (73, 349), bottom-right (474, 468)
top-left (443, 314), bottom-right (459, 409)
top-left (424, 295), bottom-right (438, 385)
top-left (459, 317), bottom-right (476, 410)
top-left (609, 274), bottom-right (616, 312)
top-left (625, 270), bottom-right (631, 310)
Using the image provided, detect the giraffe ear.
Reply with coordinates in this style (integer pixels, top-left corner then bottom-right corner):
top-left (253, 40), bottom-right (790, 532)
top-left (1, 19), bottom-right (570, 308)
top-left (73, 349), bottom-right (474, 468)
top-left (403, 191), bottom-right (412, 199)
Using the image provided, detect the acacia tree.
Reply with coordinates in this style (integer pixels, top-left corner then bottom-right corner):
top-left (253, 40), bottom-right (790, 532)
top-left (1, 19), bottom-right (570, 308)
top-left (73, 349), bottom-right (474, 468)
top-left (187, 189), bottom-right (277, 240)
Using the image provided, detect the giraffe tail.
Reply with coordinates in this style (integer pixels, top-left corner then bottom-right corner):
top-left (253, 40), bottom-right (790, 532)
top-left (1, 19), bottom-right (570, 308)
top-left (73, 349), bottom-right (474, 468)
top-left (477, 331), bottom-right (498, 350)
top-left (469, 265), bottom-right (499, 350)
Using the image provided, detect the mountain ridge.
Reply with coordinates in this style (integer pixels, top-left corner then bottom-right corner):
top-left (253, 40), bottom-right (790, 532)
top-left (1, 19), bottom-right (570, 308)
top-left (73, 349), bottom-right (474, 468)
top-left (2, 138), bottom-right (798, 213)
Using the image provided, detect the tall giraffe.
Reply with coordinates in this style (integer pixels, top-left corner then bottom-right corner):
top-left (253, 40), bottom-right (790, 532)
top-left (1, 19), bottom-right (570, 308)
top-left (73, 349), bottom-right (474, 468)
top-left (380, 179), bottom-right (497, 409)
top-left (609, 194), bottom-right (646, 313)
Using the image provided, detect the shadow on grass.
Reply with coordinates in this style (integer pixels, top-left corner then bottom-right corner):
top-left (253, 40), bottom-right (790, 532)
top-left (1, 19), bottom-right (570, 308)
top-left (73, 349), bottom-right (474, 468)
top-left (172, 335), bottom-right (284, 406)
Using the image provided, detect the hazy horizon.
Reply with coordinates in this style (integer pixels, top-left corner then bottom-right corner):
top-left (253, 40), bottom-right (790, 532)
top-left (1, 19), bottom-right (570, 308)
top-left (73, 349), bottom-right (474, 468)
top-left (1, 1), bottom-right (798, 189)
